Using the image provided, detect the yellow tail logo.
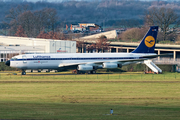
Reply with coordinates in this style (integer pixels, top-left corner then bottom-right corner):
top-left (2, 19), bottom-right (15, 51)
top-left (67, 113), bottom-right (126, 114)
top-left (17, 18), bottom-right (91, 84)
top-left (144, 36), bottom-right (155, 48)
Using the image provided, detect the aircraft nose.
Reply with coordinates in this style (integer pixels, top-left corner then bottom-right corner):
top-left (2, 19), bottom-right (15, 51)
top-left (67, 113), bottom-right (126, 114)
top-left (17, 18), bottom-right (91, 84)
top-left (5, 60), bottom-right (10, 66)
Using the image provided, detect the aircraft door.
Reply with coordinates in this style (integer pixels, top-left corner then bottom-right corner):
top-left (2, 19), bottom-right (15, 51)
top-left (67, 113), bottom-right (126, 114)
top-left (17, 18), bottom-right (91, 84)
top-left (22, 55), bottom-right (27, 63)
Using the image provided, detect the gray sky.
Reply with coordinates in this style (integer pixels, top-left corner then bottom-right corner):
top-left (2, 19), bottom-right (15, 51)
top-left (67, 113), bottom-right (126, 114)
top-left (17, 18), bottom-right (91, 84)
top-left (27, 0), bottom-right (155, 1)
top-left (25, 0), bottom-right (87, 1)
top-left (3, 0), bottom-right (173, 2)
top-left (5, 0), bottom-right (63, 2)
top-left (5, 0), bottom-right (171, 2)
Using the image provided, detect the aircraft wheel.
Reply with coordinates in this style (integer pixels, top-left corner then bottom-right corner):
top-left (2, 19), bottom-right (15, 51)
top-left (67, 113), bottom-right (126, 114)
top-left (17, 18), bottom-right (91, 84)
top-left (76, 70), bottom-right (80, 74)
top-left (92, 70), bottom-right (96, 74)
top-left (22, 71), bottom-right (26, 75)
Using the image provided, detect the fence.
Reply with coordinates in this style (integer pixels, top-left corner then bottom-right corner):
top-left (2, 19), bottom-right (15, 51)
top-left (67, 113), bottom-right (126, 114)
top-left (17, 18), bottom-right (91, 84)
top-left (153, 58), bottom-right (180, 65)
top-left (0, 73), bottom-right (180, 81)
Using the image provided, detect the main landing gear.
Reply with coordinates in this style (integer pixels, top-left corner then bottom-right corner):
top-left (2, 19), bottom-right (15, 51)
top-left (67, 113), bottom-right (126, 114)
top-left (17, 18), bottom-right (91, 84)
top-left (72, 70), bottom-right (96, 74)
top-left (87, 70), bottom-right (96, 74)
top-left (22, 70), bottom-right (26, 75)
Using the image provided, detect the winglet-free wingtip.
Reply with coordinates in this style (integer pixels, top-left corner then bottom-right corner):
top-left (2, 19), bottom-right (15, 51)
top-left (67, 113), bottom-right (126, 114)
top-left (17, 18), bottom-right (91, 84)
top-left (132, 26), bottom-right (158, 53)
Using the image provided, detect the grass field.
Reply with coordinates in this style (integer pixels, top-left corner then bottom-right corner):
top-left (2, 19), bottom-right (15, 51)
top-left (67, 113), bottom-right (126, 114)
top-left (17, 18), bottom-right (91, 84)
top-left (0, 72), bottom-right (180, 119)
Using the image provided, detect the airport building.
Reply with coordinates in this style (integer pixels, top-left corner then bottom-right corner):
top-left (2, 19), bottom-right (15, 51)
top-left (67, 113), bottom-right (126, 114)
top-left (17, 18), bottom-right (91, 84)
top-left (71, 23), bottom-right (102, 32)
top-left (0, 36), bottom-right (76, 62)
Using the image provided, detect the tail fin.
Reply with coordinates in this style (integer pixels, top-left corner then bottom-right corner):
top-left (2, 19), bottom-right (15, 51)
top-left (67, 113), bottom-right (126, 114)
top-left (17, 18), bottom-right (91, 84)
top-left (131, 26), bottom-right (158, 53)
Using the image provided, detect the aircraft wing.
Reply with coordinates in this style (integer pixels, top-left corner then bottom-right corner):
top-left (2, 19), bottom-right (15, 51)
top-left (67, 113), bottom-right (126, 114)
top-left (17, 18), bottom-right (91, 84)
top-left (58, 58), bottom-right (147, 68)
top-left (58, 53), bottom-right (172, 68)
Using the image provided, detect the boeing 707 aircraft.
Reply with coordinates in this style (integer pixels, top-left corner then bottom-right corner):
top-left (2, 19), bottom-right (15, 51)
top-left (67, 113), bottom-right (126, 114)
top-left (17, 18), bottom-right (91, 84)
top-left (6, 26), bottom-right (159, 75)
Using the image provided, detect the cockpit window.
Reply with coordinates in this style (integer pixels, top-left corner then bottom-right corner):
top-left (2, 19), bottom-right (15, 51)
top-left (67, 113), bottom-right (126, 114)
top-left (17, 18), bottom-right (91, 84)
top-left (11, 57), bottom-right (18, 60)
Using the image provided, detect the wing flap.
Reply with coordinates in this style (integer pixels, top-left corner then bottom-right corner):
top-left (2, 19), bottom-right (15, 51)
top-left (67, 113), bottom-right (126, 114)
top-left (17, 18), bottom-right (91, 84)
top-left (59, 61), bottom-right (104, 67)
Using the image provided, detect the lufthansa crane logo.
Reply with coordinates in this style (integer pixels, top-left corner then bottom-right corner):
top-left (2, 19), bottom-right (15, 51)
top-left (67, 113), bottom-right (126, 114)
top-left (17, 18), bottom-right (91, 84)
top-left (144, 36), bottom-right (155, 48)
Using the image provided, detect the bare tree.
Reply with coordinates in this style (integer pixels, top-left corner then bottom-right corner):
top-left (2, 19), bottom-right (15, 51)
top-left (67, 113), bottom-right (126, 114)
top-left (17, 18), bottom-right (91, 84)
top-left (76, 41), bottom-right (87, 53)
top-left (37, 30), bottom-right (66, 40)
top-left (5, 5), bottom-right (29, 35)
top-left (145, 7), bottom-right (179, 41)
top-left (33, 10), bottom-right (48, 36)
top-left (17, 11), bottom-right (35, 37)
top-left (6, 6), bottom-right (58, 38)
top-left (85, 35), bottom-right (111, 53)
top-left (15, 25), bottom-right (27, 37)
top-left (96, 35), bottom-right (110, 52)
top-left (119, 27), bottom-right (148, 42)
top-left (44, 8), bottom-right (58, 32)
top-left (31, 8), bottom-right (58, 37)
top-left (6, 5), bottom-right (29, 21)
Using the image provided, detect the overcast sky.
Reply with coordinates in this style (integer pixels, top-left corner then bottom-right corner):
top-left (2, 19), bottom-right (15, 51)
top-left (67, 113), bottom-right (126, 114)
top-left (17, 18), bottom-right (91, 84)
top-left (3, 0), bottom-right (173, 3)
top-left (27, 0), bottom-right (160, 1)
top-left (26, 0), bottom-right (62, 2)
top-left (6, 0), bottom-right (171, 2)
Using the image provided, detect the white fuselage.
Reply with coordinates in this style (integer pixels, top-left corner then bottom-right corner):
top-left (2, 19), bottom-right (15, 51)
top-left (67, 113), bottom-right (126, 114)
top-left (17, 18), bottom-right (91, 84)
top-left (9, 53), bottom-right (155, 70)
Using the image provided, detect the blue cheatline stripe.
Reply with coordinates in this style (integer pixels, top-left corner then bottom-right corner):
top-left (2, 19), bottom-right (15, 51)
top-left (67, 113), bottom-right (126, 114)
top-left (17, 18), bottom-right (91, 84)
top-left (11, 57), bottom-right (142, 61)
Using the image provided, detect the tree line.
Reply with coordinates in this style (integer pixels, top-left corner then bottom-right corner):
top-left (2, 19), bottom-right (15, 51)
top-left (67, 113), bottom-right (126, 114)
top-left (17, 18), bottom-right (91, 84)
top-left (5, 5), bottom-right (58, 38)
top-left (1, 0), bottom-right (180, 27)
top-left (119, 7), bottom-right (180, 43)
top-left (0, 0), bottom-right (180, 44)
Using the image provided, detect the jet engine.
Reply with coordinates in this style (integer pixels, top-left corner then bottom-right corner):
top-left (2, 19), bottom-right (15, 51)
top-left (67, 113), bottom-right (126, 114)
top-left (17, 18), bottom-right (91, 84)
top-left (102, 63), bottom-right (122, 69)
top-left (77, 65), bottom-right (94, 71)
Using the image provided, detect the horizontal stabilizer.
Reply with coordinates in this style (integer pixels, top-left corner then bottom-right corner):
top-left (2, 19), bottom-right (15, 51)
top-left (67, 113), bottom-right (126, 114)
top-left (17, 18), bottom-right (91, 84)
top-left (141, 53), bottom-right (173, 59)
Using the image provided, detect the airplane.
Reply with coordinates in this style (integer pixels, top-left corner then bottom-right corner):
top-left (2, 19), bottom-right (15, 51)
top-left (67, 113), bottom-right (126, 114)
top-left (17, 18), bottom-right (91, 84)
top-left (6, 26), bottom-right (160, 75)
